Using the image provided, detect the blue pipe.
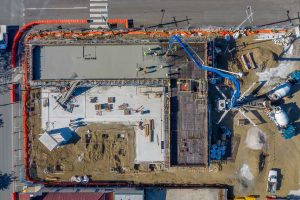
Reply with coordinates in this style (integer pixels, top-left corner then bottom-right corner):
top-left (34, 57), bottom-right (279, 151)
top-left (168, 35), bottom-right (241, 108)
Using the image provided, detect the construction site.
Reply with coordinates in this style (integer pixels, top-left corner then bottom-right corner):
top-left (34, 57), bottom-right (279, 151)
top-left (22, 30), bottom-right (210, 182)
top-left (12, 19), bottom-right (300, 199)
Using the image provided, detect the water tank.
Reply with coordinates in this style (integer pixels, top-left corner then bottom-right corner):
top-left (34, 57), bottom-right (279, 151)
top-left (268, 82), bottom-right (291, 101)
top-left (274, 106), bottom-right (289, 127)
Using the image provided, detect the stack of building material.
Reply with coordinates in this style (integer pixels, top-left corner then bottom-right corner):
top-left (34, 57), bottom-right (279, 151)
top-left (124, 108), bottom-right (131, 115)
top-left (43, 98), bottom-right (49, 107)
top-left (241, 54), bottom-right (252, 70)
top-left (94, 104), bottom-right (101, 110)
top-left (108, 97), bottom-right (116, 103)
top-left (89, 97), bottom-right (97, 103)
top-left (237, 118), bottom-right (249, 126)
top-left (249, 52), bottom-right (257, 69)
top-left (119, 103), bottom-right (129, 110)
top-left (57, 80), bottom-right (80, 106)
top-left (241, 53), bottom-right (257, 70)
top-left (105, 103), bottom-right (112, 112)
top-left (143, 119), bottom-right (155, 142)
top-left (138, 121), bottom-right (143, 130)
top-left (144, 119), bottom-right (150, 136)
top-left (149, 119), bottom-right (155, 142)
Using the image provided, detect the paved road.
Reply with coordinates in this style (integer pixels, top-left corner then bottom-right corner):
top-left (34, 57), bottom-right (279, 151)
top-left (23, 0), bottom-right (89, 22)
top-left (108, 0), bottom-right (300, 27)
top-left (0, 26), bottom-right (23, 200)
top-left (0, 92), bottom-right (13, 200)
top-left (0, 0), bottom-right (24, 25)
top-left (24, 0), bottom-right (108, 28)
top-left (1, 0), bottom-right (300, 27)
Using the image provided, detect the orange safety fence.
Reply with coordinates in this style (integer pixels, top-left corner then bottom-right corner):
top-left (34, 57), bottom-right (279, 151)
top-left (11, 19), bottom-right (89, 68)
top-left (22, 28), bottom-right (288, 43)
top-left (107, 18), bottom-right (132, 29)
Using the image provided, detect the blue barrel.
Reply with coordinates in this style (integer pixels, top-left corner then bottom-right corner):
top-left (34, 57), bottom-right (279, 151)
top-left (220, 145), bottom-right (226, 156)
top-left (212, 144), bottom-right (218, 150)
top-left (215, 150), bottom-right (222, 160)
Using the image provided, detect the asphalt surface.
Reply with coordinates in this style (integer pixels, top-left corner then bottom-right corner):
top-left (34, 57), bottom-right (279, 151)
top-left (0, 0), bottom-right (24, 25)
top-left (0, 92), bottom-right (13, 200)
top-left (0, 27), bottom-right (23, 200)
top-left (1, 0), bottom-right (300, 27)
top-left (23, 0), bottom-right (89, 22)
top-left (108, 0), bottom-right (300, 27)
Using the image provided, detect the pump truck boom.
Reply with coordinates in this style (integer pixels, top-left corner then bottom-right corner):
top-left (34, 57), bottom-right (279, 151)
top-left (168, 35), bottom-right (241, 109)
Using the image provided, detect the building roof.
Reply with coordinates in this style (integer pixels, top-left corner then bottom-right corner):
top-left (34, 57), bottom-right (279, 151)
top-left (40, 192), bottom-right (112, 200)
top-left (33, 44), bottom-right (170, 80)
top-left (39, 132), bottom-right (59, 151)
top-left (145, 188), bottom-right (227, 200)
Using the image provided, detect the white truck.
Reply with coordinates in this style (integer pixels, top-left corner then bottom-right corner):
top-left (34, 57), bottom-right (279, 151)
top-left (0, 25), bottom-right (8, 50)
top-left (267, 169), bottom-right (278, 193)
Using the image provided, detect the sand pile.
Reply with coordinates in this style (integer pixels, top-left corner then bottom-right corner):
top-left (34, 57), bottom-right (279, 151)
top-left (240, 164), bottom-right (254, 180)
top-left (245, 127), bottom-right (266, 150)
top-left (251, 48), bottom-right (278, 69)
top-left (236, 36), bottom-right (283, 70)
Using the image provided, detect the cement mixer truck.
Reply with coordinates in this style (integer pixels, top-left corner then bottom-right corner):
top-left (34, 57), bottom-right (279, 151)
top-left (267, 70), bottom-right (300, 102)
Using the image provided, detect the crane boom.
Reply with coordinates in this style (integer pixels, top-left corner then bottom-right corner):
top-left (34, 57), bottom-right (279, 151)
top-left (168, 35), bottom-right (241, 108)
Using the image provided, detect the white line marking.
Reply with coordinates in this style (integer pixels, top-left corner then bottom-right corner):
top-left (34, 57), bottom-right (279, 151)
top-left (11, 97), bottom-right (15, 191)
top-left (90, 8), bottom-right (107, 12)
top-left (26, 7), bottom-right (88, 10)
top-left (90, 13), bottom-right (108, 18)
top-left (90, 3), bottom-right (107, 7)
top-left (18, 100), bottom-right (21, 161)
top-left (90, 0), bottom-right (108, 1)
top-left (90, 24), bottom-right (107, 28)
top-left (92, 19), bottom-right (106, 23)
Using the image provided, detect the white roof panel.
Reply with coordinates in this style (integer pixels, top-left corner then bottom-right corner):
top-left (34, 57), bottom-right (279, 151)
top-left (39, 132), bottom-right (59, 151)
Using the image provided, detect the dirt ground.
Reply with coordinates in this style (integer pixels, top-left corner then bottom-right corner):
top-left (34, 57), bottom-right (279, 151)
top-left (235, 35), bottom-right (283, 69)
top-left (28, 98), bottom-right (138, 182)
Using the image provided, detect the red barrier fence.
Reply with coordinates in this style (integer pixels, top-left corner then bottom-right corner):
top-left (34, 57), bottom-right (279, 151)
top-left (11, 192), bottom-right (17, 200)
top-left (10, 84), bottom-right (16, 103)
top-left (11, 19), bottom-right (89, 68)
